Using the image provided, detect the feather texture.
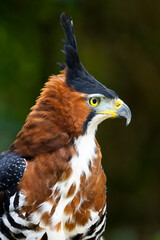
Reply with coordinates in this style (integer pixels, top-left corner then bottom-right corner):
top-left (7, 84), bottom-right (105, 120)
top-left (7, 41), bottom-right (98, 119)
top-left (60, 13), bottom-right (118, 99)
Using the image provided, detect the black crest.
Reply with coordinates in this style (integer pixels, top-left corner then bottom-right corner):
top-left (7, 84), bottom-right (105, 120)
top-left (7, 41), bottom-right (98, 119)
top-left (60, 12), bottom-right (118, 99)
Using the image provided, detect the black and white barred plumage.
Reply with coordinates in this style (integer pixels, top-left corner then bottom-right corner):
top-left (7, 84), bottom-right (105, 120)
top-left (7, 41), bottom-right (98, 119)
top-left (0, 152), bottom-right (26, 240)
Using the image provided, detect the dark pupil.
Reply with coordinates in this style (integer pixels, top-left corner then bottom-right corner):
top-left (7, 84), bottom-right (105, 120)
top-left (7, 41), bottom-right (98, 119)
top-left (93, 98), bottom-right (97, 104)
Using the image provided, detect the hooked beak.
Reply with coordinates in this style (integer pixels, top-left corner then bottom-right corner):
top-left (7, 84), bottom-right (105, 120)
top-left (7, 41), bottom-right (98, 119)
top-left (97, 98), bottom-right (131, 126)
top-left (116, 99), bottom-right (131, 125)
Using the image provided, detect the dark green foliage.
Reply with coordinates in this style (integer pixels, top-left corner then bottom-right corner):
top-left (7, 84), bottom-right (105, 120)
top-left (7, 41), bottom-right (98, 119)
top-left (0, 1), bottom-right (160, 239)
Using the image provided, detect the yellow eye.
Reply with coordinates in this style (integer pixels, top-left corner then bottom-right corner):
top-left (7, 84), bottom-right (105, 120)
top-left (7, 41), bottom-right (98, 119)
top-left (89, 97), bottom-right (101, 107)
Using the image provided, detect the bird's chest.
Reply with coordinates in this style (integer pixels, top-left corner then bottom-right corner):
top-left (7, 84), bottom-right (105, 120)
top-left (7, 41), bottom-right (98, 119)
top-left (38, 134), bottom-right (101, 239)
top-left (35, 134), bottom-right (104, 239)
top-left (2, 134), bottom-right (106, 240)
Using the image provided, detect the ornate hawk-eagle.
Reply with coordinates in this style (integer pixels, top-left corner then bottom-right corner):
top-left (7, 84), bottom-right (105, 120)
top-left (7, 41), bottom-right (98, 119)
top-left (0, 13), bottom-right (131, 240)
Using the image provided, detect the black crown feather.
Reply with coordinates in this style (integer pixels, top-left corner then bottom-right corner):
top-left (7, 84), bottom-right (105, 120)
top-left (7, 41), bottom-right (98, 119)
top-left (60, 13), bottom-right (83, 75)
top-left (59, 12), bottom-right (118, 99)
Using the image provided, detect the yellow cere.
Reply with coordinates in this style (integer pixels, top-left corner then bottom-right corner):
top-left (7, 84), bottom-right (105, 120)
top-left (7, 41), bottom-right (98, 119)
top-left (97, 98), bottom-right (123, 117)
top-left (115, 99), bottom-right (123, 110)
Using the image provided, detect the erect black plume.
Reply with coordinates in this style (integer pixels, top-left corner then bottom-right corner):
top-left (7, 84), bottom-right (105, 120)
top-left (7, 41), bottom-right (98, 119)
top-left (60, 13), bottom-right (83, 75)
top-left (59, 13), bottom-right (118, 99)
top-left (60, 13), bottom-right (78, 53)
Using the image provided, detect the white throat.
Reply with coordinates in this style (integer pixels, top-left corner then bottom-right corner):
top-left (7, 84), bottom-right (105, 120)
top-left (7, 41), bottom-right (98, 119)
top-left (49, 129), bottom-right (97, 232)
top-left (73, 128), bottom-right (97, 178)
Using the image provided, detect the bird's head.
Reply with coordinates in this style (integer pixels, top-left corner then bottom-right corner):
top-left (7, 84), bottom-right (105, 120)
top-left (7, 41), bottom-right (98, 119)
top-left (54, 13), bottom-right (131, 136)
top-left (11, 13), bottom-right (131, 156)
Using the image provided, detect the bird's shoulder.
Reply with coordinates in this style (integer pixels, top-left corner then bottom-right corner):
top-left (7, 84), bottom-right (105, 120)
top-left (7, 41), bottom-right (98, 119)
top-left (0, 151), bottom-right (26, 192)
top-left (0, 151), bottom-right (26, 216)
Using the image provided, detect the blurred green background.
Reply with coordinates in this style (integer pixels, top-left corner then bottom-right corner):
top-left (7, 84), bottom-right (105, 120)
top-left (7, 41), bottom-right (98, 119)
top-left (0, 0), bottom-right (160, 239)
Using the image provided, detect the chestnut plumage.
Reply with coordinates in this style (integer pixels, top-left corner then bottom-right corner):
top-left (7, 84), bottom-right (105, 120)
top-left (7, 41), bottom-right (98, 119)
top-left (0, 13), bottom-right (131, 240)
